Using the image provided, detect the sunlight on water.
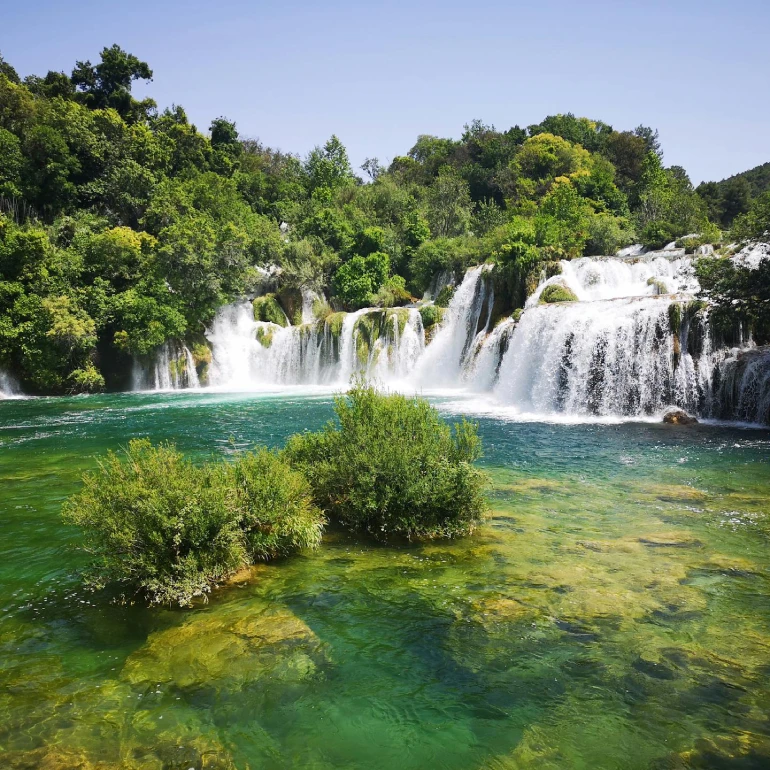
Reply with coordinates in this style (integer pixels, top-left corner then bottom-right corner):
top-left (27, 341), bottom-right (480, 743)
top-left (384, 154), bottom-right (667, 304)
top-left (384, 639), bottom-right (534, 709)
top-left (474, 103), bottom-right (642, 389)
top-left (1, 392), bottom-right (769, 769)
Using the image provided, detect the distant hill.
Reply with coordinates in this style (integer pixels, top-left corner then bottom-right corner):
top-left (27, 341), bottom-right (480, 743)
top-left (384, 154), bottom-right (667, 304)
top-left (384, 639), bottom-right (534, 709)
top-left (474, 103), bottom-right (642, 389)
top-left (697, 162), bottom-right (770, 226)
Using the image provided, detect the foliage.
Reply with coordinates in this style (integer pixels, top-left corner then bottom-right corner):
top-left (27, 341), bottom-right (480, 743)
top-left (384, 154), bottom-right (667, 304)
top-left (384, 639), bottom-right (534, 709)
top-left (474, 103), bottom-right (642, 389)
top-left (697, 162), bottom-right (770, 227)
top-left (0, 46), bottom-right (743, 392)
top-left (253, 294), bottom-right (288, 326)
top-left (333, 251), bottom-right (390, 309)
top-left (373, 274), bottom-right (411, 307)
top-left (62, 439), bottom-right (323, 606)
top-left (435, 285), bottom-right (455, 307)
top-left (419, 303), bottom-right (443, 329)
top-left (283, 384), bottom-right (489, 540)
top-left (696, 256), bottom-right (770, 343)
top-left (731, 192), bottom-right (770, 243)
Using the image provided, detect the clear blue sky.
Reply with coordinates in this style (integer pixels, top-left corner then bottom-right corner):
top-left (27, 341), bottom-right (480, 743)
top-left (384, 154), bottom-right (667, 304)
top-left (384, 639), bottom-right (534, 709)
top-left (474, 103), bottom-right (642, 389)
top-left (3, 0), bottom-right (768, 184)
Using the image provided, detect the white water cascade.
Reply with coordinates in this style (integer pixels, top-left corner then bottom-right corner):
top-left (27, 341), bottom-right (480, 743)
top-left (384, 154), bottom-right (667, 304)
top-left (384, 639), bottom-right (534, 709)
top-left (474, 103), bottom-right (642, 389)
top-left (412, 265), bottom-right (494, 388)
top-left (132, 341), bottom-right (200, 391)
top-left (493, 297), bottom-right (681, 416)
top-left (205, 301), bottom-right (427, 389)
top-left (135, 250), bottom-right (770, 424)
top-left (0, 370), bottom-right (22, 399)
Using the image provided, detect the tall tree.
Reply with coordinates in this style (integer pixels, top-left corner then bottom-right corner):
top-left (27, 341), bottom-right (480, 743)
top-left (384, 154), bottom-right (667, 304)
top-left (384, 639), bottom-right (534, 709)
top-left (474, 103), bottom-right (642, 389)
top-left (71, 45), bottom-right (155, 122)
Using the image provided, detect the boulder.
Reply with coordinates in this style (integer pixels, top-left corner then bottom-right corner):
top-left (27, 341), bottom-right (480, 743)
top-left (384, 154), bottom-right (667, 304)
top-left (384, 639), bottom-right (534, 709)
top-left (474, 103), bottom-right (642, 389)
top-left (662, 407), bottom-right (698, 425)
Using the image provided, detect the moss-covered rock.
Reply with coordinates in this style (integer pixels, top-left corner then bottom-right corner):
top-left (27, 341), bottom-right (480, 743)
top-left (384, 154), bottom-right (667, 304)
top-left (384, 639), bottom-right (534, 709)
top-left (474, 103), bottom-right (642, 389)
top-left (277, 287), bottom-right (303, 325)
top-left (646, 277), bottom-right (669, 295)
top-left (255, 326), bottom-right (274, 348)
top-left (419, 304), bottom-right (444, 344)
top-left (325, 311), bottom-right (346, 338)
top-left (539, 284), bottom-right (578, 304)
top-left (388, 307), bottom-right (409, 336)
top-left (662, 407), bottom-right (698, 425)
top-left (253, 294), bottom-right (288, 327)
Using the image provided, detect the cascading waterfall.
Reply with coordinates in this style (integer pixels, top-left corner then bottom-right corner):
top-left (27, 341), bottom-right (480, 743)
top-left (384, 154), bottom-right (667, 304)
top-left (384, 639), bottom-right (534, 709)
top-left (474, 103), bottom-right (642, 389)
top-left (134, 250), bottom-right (770, 424)
top-left (527, 255), bottom-right (697, 304)
top-left (0, 370), bottom-right (21, 399)
top-left (132, 341), bottom-right (200, 391)
top-left (412, 265), bottom-right (493, 387)
top-left (204, 302), bottom-right (426, 389)
top-left (494, 297), bottom-right (681, 416)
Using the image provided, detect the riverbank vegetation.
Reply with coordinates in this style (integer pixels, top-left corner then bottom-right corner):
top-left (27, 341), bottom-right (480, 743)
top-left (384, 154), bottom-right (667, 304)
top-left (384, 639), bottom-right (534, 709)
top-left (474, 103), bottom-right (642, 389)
top-left (1, 46), bottom-right (767, 394)
top-left (63, 387), bottom-right (488, 604)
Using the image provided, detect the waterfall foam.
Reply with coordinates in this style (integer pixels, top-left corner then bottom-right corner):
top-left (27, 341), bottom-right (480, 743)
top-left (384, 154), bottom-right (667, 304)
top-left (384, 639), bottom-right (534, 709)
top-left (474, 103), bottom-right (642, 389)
top-left (527, 255), bottom-right (698, 305)
top-left (412, 265), bottom-right (493, 387)
top-left (132, 340), bottom-right (200, 391)
top-left (494, 297), bottom-right (680, 417)
top-left (204, 302), bottom-right (427, 390)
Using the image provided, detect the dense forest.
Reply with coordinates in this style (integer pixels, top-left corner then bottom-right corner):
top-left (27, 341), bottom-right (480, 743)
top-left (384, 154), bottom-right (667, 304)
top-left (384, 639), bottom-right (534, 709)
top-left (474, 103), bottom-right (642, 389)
top-left (1, 45), bottom-right (768, 394)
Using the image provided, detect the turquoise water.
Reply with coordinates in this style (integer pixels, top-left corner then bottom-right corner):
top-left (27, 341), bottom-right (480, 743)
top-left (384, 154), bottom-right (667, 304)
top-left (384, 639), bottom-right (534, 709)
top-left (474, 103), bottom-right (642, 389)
top-left (1, 391), bottom-right (770, 769)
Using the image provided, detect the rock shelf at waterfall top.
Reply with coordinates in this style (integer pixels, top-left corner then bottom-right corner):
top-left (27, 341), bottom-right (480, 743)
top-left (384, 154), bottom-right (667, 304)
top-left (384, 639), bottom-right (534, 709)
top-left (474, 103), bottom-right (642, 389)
top-left (123, 248), bottom-right (770, 426)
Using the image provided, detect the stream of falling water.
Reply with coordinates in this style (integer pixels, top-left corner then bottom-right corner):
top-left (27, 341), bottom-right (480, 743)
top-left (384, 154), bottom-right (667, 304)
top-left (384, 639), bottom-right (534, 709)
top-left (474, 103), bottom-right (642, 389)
top-left (133, 254), bottom-right (769, 424)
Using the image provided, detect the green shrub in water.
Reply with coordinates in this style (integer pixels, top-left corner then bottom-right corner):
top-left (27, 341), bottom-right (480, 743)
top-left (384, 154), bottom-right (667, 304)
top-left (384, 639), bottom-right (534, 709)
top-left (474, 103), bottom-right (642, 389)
top-left (231, 448), bottom-right (324, 560)
top-left (283, 384), bottom-right (489, 540)
top-left (63, 440), bottom-right (323, 606)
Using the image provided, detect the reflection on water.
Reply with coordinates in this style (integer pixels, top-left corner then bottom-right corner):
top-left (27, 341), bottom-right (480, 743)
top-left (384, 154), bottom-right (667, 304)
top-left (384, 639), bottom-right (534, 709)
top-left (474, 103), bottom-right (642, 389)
top-left (1, 392), bottom-right (770, 769)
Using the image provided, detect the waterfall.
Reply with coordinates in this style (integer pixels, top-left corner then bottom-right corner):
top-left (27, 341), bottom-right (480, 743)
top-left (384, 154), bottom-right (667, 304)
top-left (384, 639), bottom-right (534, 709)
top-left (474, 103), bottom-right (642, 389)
top-left (705, 348), bottom-right (770, 424)
top-left (0, 370), bottom-right (22, 399)
top-left (494, 297), bottom-right (681, 417)
top-left (527, 255), bottom-right (697, 305)
top-left (132, 251), bottom-right (770, 424)
top-left (412, 265), bottom-right (493, 387)
top-left (132, 340), bottom-right (201, 391)
top-left (204, 302), bottom-right (427, 389)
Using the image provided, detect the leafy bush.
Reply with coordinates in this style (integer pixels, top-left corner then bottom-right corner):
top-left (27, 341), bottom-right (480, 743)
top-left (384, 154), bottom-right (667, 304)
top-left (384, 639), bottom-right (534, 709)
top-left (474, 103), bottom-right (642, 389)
top-left (63, 440), bottom-right (323, 605)
top-left (231, 448), bottom-right (324, 560)
top-left (640, 220), bottom-right (677, 250)
top-left (283, 384), bottom-right (489, 540)
top-left (333, 251), bottom-right (390, 309)
top-left (731, 191), bottom-right (770, 242)
top-left (539, 284), bottom-right (578, 303)
top-left (584, 214), bottom-right (636, 256)
top-left (419, 303), bottom-right (443, 329)
top-left (67, 363), bottom-right (105, 393)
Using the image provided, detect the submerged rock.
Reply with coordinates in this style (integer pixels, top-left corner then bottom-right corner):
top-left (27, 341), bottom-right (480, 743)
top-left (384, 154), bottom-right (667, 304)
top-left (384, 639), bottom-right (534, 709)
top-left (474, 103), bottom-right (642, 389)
top-left (662, 407), bottom-right (698, 425)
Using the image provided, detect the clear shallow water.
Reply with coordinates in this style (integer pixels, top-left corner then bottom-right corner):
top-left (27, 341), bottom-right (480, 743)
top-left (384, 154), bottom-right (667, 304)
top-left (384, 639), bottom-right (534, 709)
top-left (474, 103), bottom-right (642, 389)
top-left (1, 392), bottom-right (770, 769)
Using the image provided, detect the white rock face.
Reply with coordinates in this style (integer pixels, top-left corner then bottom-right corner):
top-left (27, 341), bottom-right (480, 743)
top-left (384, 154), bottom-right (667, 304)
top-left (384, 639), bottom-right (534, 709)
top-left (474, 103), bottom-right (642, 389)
top-left (731, 242), bottom-right (770, 269)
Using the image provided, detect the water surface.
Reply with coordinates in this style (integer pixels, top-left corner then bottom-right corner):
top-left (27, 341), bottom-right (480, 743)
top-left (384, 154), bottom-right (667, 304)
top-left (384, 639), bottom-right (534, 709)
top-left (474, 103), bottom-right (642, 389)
top-left (1, 392), bottom-right (769, 769)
